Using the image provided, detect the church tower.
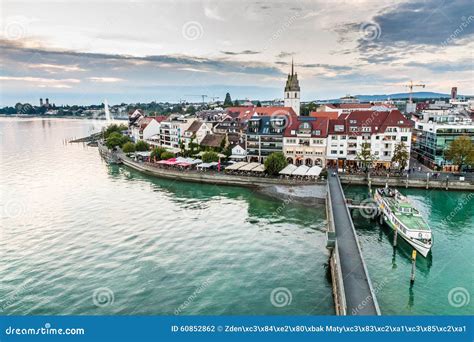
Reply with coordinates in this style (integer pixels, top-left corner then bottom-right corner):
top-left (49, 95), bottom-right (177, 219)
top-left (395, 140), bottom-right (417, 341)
top-left (284, 59), bottom-right (300, 116)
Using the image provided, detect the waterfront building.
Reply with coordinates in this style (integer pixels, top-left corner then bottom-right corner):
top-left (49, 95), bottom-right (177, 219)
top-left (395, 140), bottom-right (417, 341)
top-left (412, 113), bottom-right (474, 171)
top-left (325, 110), bottom-right (413, 170)
top-left (229, 144), bottom-right (247, 161)
top-left (283, 117), bottom-right (328, 166)
top-left (200, 133), bottom-right (226, 151)
top-left (284, 59), bottom-right (301, 116)
top-left (130, 116), bottom-right (166, 142)
top-left (159, 115), bottom-right (196, 152)
top-left (183, 120), bottom-right (213, 148)
top-left (246, 115), bottom-right (290, 162)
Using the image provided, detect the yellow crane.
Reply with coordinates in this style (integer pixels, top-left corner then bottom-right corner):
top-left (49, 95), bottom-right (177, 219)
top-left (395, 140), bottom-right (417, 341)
top-left (405, 81), bottom-right (425, 103)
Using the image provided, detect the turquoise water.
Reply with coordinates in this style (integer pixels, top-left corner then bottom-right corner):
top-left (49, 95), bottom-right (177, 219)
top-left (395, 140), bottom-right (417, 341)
top-left (1, 118), bottom-right (472, 316)
top-left (343, 186), bottom-right (474, 315)
top-left (0, 118), bottom-right (333, 315)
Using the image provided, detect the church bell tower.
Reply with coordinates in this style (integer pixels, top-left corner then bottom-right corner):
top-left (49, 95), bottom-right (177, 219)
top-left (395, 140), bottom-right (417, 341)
top-left (284, 59), bottom-right (300, 116)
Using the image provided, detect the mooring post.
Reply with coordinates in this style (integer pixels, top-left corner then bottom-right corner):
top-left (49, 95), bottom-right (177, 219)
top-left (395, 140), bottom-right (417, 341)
top-left (410, 250), bottom-right (417, 284)
top-left (393, 226), bottom-right (398, 247)
top-left (426, 172), bottom-right (429, 189)
top-left (406, 173), bottom-right (408, 189)
top-left (445, 175), bottom-right (449, 191)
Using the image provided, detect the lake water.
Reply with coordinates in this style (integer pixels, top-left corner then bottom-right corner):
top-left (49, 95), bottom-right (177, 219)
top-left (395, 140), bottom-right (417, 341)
top-left (0, 118), bottom-right (472, 316)
top-left (0, 118), bottom-right (333, 315)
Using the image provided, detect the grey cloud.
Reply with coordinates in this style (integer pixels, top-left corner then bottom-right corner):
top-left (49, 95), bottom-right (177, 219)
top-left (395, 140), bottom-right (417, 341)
top-left (220, 50), bottom-right (261, 55)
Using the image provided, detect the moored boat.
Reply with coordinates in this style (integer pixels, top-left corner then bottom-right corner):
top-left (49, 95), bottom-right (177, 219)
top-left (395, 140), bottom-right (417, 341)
top-left (374, 186), bottom-right (432, 257)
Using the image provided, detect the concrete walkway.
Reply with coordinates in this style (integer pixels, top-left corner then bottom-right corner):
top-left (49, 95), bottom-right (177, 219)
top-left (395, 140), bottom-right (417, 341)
top-left (328, 173), bottom-right (380, 315)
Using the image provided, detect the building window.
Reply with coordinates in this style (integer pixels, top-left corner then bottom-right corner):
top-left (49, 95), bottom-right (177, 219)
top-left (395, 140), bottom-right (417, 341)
top-left (401, 136), bottom-right (408, 141)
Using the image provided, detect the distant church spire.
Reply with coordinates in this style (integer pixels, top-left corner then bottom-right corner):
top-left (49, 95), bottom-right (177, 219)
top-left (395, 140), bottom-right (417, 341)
top-left (284, 58), bottom-right (300, 116)
top-left (291, 57), bottom-right (294, 76)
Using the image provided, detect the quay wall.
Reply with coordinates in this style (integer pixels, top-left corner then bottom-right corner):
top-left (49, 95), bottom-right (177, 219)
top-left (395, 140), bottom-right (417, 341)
top-left (339, 174), bottom-right (474, 191)
top-left (120, 156), bottom-right (325, 188)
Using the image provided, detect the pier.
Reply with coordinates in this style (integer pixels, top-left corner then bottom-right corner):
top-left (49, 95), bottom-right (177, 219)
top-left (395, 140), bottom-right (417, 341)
top-left (326, 172), bottom-right (381, 315)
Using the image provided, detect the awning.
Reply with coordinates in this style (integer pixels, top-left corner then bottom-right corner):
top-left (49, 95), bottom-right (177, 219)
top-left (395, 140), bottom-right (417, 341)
top-left (292, 165), bottom-right (310, 176)
top-left (252, 164), bottom-right (265, 172)
top-left (238, 162), bottom-right (261, 171)
top-left (279, 164), bottom-right (298, 175)
top-left (197, 162), bottom-right (218, 169)
top-left (157, 158), bottom-right (177, 165)
top-left (229, 155), bottom-right (247, 159)
top-left (135, 151), bottom-right (151, 157)
top-left (225, 161), bottom-right (248, 170)
top-left (176, 162), bottom-right (192, 167)
top-left (306, 165), bottom-right (322, 176)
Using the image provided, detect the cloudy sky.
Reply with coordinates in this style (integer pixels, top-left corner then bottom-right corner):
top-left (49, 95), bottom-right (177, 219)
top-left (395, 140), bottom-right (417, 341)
top-left (0, 0), bottom-right (473, 106)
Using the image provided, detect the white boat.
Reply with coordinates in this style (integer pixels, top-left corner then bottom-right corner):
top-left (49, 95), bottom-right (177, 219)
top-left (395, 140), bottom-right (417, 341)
top-left (374, 187), bottom-right (433, 257)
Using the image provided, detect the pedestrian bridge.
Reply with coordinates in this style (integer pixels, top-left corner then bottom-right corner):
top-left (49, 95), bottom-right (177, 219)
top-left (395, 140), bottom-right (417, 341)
top-left (326, 173), bottom-right (381, 315)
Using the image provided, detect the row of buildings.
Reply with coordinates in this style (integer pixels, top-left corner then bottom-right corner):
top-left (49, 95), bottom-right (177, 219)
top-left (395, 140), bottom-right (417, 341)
top-left (127, 63), bottom-right (473, 171)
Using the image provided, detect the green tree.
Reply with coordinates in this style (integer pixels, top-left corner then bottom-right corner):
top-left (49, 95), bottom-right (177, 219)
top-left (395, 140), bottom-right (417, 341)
top-left (160, 151), bottom-right (175, 160)
top-left (188, 137), bottom-right (199, 156)
top-left (264, 152), bottom-right (288, 176)
top-left (185, 105), bottom-right (196, 115)
top-left (233, 100), bottom-right (239, 106)
top-left (202, 151), bottom-right (219, 163)
top-left (122, 142), bottom-right (136, 153)
top-left (151, 147), bottom-right (167, 160)
top-left (135, 140), bottom-right (150, 152)
top-left (356, 142), bottom-right (375, 171)
top-left (391, 141), bottom-right (409, 171)
top-left (444, 136), bottom-right (474, 170)
top-left (223, 93), bottom-right (233, 107)
top-left (256, 101), bottom-right (262, 107)
top-left (106, 132), bottom-right (129, 149)
top-left (104, 123), bottom-right (128, 139)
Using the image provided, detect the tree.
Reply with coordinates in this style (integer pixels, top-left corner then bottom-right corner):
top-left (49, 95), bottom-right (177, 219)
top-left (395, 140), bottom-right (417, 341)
top-left (135, 140), bottom-right (150, 152)
top-left (104, 123), bottom-right (128, 139)
top-left (444, 136), bottom-right (474, 170)
top-left (160, 151), bottom-right (175, 160)
top-left (256, 101), bottom-right (262, 107)
top-left (264, 152), bottom-right (288, 176)
top-left (233, 100), bottom-right (239, 106)
top-left (151, 147), bottom-right (167, 161)
top-left (356, 142), bottom-right (375, 171)
top-left (185, 105), bottom-right (196, 115)
top-left (106, 132), bottom-right (129, 149)
top-left (223, 93), bottom-right (233, 107)
top-left (202, 151), bottom-right (219, 163)
top-left (122, 142), bottom-right (136, 153)
top-left (188, 137), bottom-right (199, 156)
top-left (391, 141), bottom-right (409, 171)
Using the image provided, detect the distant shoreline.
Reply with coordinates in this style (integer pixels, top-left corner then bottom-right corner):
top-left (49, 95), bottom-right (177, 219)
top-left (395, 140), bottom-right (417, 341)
top-left (0, 114), bottom-right (127, 120)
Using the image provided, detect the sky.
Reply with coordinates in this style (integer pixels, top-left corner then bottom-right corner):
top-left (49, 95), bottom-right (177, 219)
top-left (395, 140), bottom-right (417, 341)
top-left (0, 0), bottom-right (473, 106)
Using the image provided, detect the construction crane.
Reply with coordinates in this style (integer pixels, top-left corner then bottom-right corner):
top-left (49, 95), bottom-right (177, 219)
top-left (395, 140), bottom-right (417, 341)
top-left (405, 81), bottom-right (425, 103)
top-left (185, 94), bottom-right (208, 104)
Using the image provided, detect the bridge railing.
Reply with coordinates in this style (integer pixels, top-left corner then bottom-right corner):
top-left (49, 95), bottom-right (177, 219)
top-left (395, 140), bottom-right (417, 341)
top-left (326, 181), bottom-right (347, 315)
top-left (334, 175), bottom-right (381, 315)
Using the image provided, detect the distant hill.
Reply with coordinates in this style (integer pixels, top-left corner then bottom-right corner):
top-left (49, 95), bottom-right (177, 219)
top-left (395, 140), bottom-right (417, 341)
top-left (319, 92), bottom-right (457, 103)
top-left (356, 92), bottom-right (451, 102)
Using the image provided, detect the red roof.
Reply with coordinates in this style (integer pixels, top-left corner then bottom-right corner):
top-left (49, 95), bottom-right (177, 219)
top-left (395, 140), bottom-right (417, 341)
top-left (284, 117), bottom-right (329, 137)
top-left (310, 111), bottom-right (338, 120)
top-left (225, 106), bottom-right (297, 121)
top-left (327, 110), bottom-right (413, 134)
top-left (139, 116), bottom-right (167, 131)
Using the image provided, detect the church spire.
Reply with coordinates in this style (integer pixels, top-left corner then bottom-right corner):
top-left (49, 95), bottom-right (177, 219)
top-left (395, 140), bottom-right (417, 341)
top-left (291, 58), bottom-right (294, 76)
